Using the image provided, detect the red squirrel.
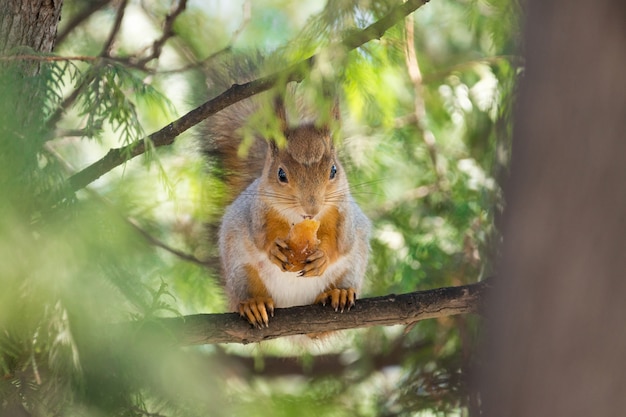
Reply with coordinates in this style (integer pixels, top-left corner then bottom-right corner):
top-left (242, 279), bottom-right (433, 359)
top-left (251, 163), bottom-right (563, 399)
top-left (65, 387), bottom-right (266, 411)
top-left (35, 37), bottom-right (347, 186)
top-left (205, 61), bottom-right (370, 328)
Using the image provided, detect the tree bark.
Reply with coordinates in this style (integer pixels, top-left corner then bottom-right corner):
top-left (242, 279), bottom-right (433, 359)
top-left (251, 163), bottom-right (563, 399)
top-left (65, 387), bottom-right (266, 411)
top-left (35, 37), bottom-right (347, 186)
top-left (0, 2), bottom-right (62, 414)
top-left (137, 280), bottom-right (489, 345)
top-left (0, 0), bottom-right (63, 55)
top-left (0, 0), bottom-right (63, 209)
top-left (481, 0), bottom-right (626, 416)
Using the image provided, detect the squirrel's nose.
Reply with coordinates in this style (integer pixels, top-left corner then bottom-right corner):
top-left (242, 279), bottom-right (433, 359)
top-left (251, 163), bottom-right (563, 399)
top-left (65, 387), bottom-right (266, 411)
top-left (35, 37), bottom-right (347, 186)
top-left (302, 196), bottom-right (321, 218)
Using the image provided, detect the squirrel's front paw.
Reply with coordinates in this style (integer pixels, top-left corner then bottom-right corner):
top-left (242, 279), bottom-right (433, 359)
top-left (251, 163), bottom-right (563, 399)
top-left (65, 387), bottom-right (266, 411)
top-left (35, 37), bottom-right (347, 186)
top-left (299, 248), bottom-right (329, 277)
top-left (269, 238), bottom-right (294, 272)
top-left (239, 297), bottom-right (275, 328)
top-left (315, 287), bottom-right (356, 312)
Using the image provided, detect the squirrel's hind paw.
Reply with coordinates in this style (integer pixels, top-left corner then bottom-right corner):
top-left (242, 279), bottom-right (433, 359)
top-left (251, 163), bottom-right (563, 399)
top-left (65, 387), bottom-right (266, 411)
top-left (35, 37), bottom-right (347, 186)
top-left (239, 297), bottom-right (275, 328)
top-left (314, 288), bottom-right (356, 312)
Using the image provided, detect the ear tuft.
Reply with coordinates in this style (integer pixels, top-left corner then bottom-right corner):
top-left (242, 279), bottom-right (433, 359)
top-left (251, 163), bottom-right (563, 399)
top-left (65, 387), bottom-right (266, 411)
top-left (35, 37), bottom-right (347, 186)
top-left (274, 95), bottom-right (288, 132)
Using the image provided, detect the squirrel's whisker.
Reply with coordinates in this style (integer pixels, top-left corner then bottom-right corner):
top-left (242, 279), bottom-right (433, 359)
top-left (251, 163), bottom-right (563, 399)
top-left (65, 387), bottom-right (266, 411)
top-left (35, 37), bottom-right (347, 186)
top-left (204, 56), bottom-right (371, 327)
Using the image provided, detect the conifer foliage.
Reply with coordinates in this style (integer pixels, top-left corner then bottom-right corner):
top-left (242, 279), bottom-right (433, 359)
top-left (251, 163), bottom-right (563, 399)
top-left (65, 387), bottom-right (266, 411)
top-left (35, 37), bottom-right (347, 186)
top-left (0, 0), bottom-right (520, 415)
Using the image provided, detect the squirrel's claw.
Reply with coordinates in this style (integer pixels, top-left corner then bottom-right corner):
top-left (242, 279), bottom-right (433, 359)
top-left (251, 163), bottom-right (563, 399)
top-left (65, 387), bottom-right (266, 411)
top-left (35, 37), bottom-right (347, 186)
top-left (239, 297), bottom-right (275, 328)
top-left (299, 249), bottom-right (329, 277)
top-left (314, 287), bottom-right (356, 312)
top-left (269, 238), bottom-right (294, 272)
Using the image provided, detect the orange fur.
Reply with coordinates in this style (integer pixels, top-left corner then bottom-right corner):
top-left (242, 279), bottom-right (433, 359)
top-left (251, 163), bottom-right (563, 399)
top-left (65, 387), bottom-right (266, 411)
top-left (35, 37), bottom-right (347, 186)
top-left (261, 208), bottom-right (291, 252)
top-left (244, 264), bottom-right (270, 298)
top-left (241, 264), bottom-right (274, 328)
top-left (317, 206), bottom-right (342, 264)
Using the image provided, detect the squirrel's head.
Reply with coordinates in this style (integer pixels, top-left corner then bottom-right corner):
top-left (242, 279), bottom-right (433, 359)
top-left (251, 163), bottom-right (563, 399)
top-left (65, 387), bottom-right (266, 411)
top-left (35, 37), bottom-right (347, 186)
top-left (260, 97), bottom-right (347, 224)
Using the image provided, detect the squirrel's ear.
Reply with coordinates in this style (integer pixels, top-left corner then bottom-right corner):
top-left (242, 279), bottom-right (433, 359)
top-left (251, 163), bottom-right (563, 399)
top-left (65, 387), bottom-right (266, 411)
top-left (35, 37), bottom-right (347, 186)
top-left (321, 98), bottom-right (340, 135)
top-left (274, 95), bottom-right (288, 133)
top-left (320, 82), bottom-right (340, 124)
top-left (269, 139), bottom-right (280, 155)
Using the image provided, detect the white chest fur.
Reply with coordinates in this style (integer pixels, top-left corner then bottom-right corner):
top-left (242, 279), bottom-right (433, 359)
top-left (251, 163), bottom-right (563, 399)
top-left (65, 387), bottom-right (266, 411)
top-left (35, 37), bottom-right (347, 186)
top-left (252, 250), bottom-right (347, 308)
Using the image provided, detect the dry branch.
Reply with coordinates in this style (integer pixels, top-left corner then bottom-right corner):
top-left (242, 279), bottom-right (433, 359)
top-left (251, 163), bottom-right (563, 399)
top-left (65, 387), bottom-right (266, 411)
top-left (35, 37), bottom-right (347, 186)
top-left (144, 279), bottom-right (489, 345)
top-left (64, 0), bottom-right (430, 194)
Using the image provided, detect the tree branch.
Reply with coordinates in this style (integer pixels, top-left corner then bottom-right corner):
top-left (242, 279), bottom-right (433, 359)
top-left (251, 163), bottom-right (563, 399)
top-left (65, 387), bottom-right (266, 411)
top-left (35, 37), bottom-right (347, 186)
top-left (144, 279), bottom-right (489, 346)
top-left (101, 0), bottom-right (129, 57)
top-left (64, 0), bottom-right (430, 194)
top-left (135, 0), bottom-right (188, 68)
top-left (404, 13), bottom-right (446, 191)
top-left (56, 0), bottom-right (113, 46)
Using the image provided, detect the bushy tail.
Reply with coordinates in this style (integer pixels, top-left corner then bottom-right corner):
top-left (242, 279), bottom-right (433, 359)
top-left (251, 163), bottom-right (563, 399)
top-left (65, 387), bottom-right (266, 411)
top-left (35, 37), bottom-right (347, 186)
top-left (201, 53), bottom-right (336, 199)
top-left (201, 54), bottom-right (269, 200)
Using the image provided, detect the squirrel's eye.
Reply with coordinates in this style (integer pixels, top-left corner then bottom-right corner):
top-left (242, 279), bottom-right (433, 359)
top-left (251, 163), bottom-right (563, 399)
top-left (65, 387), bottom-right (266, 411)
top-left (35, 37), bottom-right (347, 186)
top-left (278, 167), bottom-right (288, 183)
top-left (329, 164), bottom-right (337, 180)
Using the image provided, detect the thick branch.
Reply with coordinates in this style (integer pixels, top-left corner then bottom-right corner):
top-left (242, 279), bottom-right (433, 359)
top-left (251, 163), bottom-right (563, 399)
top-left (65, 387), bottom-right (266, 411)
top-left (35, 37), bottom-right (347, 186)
top-left (65, 0), bottom-right (430, 193)
top-left (66, 65), bottom-right (298, 192)
top-left (145, 280), bottom-right (489, 345)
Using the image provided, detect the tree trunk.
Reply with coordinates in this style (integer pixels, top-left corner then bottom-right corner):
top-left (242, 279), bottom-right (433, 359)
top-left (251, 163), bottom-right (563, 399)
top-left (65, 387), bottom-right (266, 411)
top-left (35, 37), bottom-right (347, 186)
top-left (481, 0), bottom-right (626, 416)
top-left (0, 0), bottom-right (63, 213)
top-left (0, 0), bottom-right (63, 55)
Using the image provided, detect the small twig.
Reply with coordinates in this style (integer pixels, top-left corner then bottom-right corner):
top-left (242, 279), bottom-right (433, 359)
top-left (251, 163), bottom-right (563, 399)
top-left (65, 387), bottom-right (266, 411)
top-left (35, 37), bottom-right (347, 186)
top-left (0, 54), bottom-right (99, 62)
top-left (56, 0), bottom-right (113, 46)
top-left (155, 46), bottom-right (231, 74)
top-left (42, 143), bottom-right (210, 267)
top-left (404, 14), bottom-right (446, 190)
top-left (231, 0), bottom-right (252, 42)
top-left (46, 64), bottom-right (99, 134)
top-left (125, 216), bottom-right (212, 267)
top-left (62, 0), bottom-right (431, 194)
top-left (101, 0), bottom-right (129, 57)
top-left (135, 0), bottom-right (188, 68)
top-left (155, 0), bottom-right (251, 75)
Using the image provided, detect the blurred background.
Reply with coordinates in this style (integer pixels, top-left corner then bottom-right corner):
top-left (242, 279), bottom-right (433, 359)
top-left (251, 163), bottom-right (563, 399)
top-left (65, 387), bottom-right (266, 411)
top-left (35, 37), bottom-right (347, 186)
top-left (0, 0), bottom-right (520, 415)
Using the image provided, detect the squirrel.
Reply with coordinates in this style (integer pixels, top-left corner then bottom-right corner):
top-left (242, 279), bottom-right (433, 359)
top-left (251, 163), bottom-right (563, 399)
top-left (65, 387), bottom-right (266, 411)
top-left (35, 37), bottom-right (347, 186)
top-left (204, 57), bottom-right (371, 328)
